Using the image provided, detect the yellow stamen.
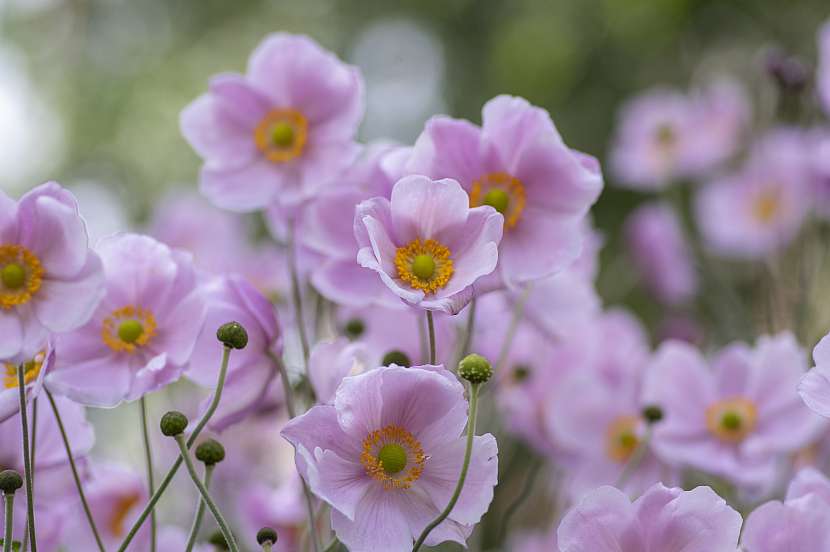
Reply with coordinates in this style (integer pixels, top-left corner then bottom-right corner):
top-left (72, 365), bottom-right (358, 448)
top-left (109, 492), bottom-right (141, 537)
top-left (394, 239), bottom-right (453, 294)
top-left (752, 191), bottom-right (780, 224)
top-left (0, 245), bottom-right (43, 310)
top-left (469, 172), bottom-right (526, 229)
top-left (706, 397), bottom-right (757, 443)
top-left (360, 424), bottom-right (425, 490)
top-left (254, 108), bottom-right (308, 163)
top-left (3, 351), bottom-right (46, 390)
top-left (102, 306), bottom-right (157, 353)
top-left (605, 415), bottom-right (641, 463)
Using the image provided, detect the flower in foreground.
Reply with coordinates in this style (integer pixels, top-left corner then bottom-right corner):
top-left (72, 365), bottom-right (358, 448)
top-left (355, 175), bottom-right (503, 314)
top-left (0, 182), bottom-right (104, 359)
top-left (0, 345), bottom-right (52, 422)
top-left (181, 33), bottom-right (364, 211)
top-left (556, 483), bottom-right (742, 552)
top-left (408, 95), bottom-right (602, 286)
top-left (281, 364), bottom-right (498, 552)
top-left (47, 233), bottom-right (206, 406)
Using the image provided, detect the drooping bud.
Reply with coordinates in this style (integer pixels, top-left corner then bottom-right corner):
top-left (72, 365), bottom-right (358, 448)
top-left (160, 410), bottom-right (188, 437)
top-left (458, 353), bottom-right (492, 384)
top-left (195, 439), bottom-right (226, 466)
top-left (216, 321), bottom-right (248, 350)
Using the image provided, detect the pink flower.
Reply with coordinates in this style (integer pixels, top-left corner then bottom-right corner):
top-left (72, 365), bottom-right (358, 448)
top-left (47, 234), bottom-right (206, 407)
top-left (408, 95), bottom-right (602, 286)
top-left (625, 202), bottom-right (697, 305)
top-left (819, 20), bottom-right (830, 115)
top-left (556, 483), bottom-right (742, 552)
top-left (308, 338), bottom-right (371, 404)
top-left (181, 33), bottom-right (364, 211)
top-left (281, 365), bottom-right (498, 552)
top-left (236, 477), bottom-right (306, 552)
top-left (0, 346), bottom-right (52, 422)
top-left (645, 334), bottom-right (825, 488)
top-left (798, 331), bottom-right (830, 418)
top-left (354, 175), bottom-right (503, 314)
top-left (0, 182), bottom-right (104, 359)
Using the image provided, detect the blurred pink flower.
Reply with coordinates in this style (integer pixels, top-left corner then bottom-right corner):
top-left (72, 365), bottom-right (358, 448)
top-left (0, 345), bottom-right (51, 422)
top-left (236, 476), bottom-right (306, 552)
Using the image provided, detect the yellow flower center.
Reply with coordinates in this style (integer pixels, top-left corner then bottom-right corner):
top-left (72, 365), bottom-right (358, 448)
top-left (752, 190), bottom-right (780, 224)
top-left (109, 492), bottom-right (141, 537)
top-left (469, 172), bottom-right (526, 229)
top-left (254, 108), bottom-right (308, 163)
top-left (3, 351), bottom-right (46, 390)
top-left (0, 245), bottom-right (43, 310)
top-left (102, 306), bottom-right (157, 353)
top-left (705, 397), bottom-right (757, 443)
top-left (605, 415), bottom-right (641, 463)
top-left (394, 239), bottom-right (454, 294)
top-left (361, 424), bottom-right (426, 490)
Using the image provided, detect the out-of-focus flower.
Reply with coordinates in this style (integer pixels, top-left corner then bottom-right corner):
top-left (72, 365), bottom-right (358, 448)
top-left (281, 365), bottom-right (498, 552)
top-left (741, 468), bottom-right (830, 551)
top-left (625, 201), bottom-right (697, 305)
top-left (355, 175), bottom-right (503, 314)
top-left (297, 144), bottom-right (408, 308)
top-left (186, 275), bottom-right (281, 431)
top-left (409, 95), bottom-right (603, 287)
top-left (48, 233), bottom-right (206, 407)
top-left (0, 345), bottom-right (51, 422)
top-left (610, 81), bottom-right (748, 189)
top-left (645, 334), bottom-right (825, 488)
top-left (798, 331), bottom-right (830, 418)
top-left (818, 20), bottom-right (830, 115)
top-left (695, 129), bottom-right (811, 258)
top-left (308, 338), bottom-right (371, 404)
top-left (806, 128), bottom-right (830, 218)
top-left (0, 397), bottom-right (94, 552)
top-left (157, 526), bottom-right (212, 552)
top-left (180, 33), bottom-right (364, 212)
top-left (236, 476), bottom-right (306, 552)
top-left (507, 526), bottom-right (558, 552)
top-left (0, 182), bottom-right (104, 359)
top-left (556, 483), bottom-right (742, 552)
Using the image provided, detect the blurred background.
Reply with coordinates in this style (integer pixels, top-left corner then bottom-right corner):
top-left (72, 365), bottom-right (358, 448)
top-left (0, 0), bottom-right (828, 330)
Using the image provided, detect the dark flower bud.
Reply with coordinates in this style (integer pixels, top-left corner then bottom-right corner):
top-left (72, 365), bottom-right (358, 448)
top-left (256, 527), bottom-right (278, 545)
top-left (160, 410), bottom-right (188, 437)
top-left (208, 530), bottom-right (229, 549)
top-left (0, 470), bottom-right (23, 494)
top-left (216, 321), bottom-right (248, 350)
top-left (458, 353), bottom-right (492, 384)
top-left (381, 350), bottom-right (411, 367)
top-left (642, 404), bottom-right (664, 424)
top-left (195, 439), bottom-right (226, 465)
top-left (343, 318), bottom-right (365, 339)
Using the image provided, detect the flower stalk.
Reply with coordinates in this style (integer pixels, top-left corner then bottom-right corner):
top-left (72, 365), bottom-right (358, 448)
top-left (139, 397), bottom-right (157, 552)
top-left (16, 365), bottom-right (36, 552)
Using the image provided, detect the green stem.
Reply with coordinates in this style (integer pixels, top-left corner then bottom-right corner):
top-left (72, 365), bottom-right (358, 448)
top-left (456, 299), bottom-right (476, 365)
top-left (288, 223), bottom-right (311, 368)
top-left (117, 346), bottom-right (233, 552)
top-left (412, 383), bottom-right (481, 552)
top-left (45, 390), bottom-right (105, 552)
top-left (3, 494), bottom-right (13, 552)
top-left (174, 436), bottom-right (238, 552)
top-left (615, 426), bottom-right (653, 489)
top-left (426, 311), bottom-right (436, 365)
top-left (21, 396), bottom-right (39, 552)
top-left (322, 537), bottom-right (341, 552)
top-left (496, 458), bottom-right (542, 543)
top-left (495, 287), bottom-right (531, 373)
top-left (184, 464), bottom-right (214, 552)
top-left (16, 365), bottom-right (36, 552)
top-left (139, 397), bottom-right (157, 552)
top-left (261, 542), bottom-right (273, 552)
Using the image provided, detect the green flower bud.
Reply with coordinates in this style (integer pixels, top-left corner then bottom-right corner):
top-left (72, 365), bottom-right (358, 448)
top-left (642, 405), bottom-right (664, 424)
top-left (0, 470), bottom-right (23, 494)
top-left (195, 438), bottom-right (226, 465)
top-left (208, 530), bottom-right (229, 550)
top-left (256, 527), bottom-right (278, 545)
top-left (160, 410), bottom-right (188, 437)
top-left (458, 353), bottom-right (493, 384)
top-left (343, 318), bottom-right (365, 339)
top-left (381, 350), bottom-right (411, 367)
top-left (216, 321), bottom-right (248, 350)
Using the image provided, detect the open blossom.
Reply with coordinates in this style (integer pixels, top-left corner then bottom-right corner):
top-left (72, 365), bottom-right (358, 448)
top-left (798, 330), bottom-right (830, 418)
top-left (819, 20), bottom-right (830, 115)
top-left (186, 274), bottom-right (282, 431)
top-left (181, 33), bottom-right (364, 212)
top-left (644, 334), bottom-right (825, 488)
top-left (0, 345), bottom-right (51, 422)
top-left (695, 129), bottom-right (811, 258)
top-left (47, 233), bottom-right (206, 407)
top-left (281, 365), bottom-right (498, 552)
top-left (355, 175), bottom-right (503, 314)
top-left (0, 182), bottom-right (104, 359)
top-left (408, 95), bottom-right (603, 287)
top-left (610, 81), bottom-right (748, 189)
top-left (556, 483), bottom-right (742, 552)
top-left (625, 201), bottom-right (697, 305)
top-left (308, 338), bottom-right (372, 404)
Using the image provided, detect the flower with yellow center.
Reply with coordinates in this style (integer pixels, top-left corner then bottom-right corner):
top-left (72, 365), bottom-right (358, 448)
top-left (468, 172), bottom-right (526, 229)
top-left (752, 189), bottom-right (780, 225)
top-left (705, 397), bottom-right (758, 443)
top-left (101, 306), bottom-right (158, 353)
top-left (605, 415), bottom-right (641, 463)
top-left (360, 424), bottom-right (426, 490)
top-left (0, 244), bottom-right (44, 310)
top-left (2, 351), bottom-right (46, 390)
top-left (254, 108), bottom-right (308, 163)
top-left (109, 492), bottom-right (141, 537)
top-left (394, 239), bottom-right (454, 294)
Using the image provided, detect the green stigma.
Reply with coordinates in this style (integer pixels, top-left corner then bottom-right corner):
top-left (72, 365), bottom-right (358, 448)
top-left (512, 364), bottom-right (531, 382)
top-left (411, 254), bottom-right (435, 281)
top-left (1, 263), bottom-right (25, 290)
top-left (721, 411), bottom-right (742, 431)
top-left (482, 188), bottom-right (510, 215)
top-left (656, 124), bottom-right (676, 146)
top-left (118, 320), bottom-right (144, 344)
top-left (271, 122), bottom-right (295, 148)
top-left (377, 443), bottom-right (407, 474)
top-left (618, 431), bottom-right (638, 449)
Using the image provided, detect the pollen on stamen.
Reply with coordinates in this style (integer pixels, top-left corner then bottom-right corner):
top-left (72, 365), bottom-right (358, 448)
top-left (469, 172), bottom-right (526, 229)
top-left (102, 306), bottom-right (158, 353)
top-left (254, 108), bottom-right (308, 163)
top-left (394, 238), bottom-right (454, 295)
top-left (360, 424), bottom-right (426, 490)
top-left (0, 245), bottom-right (44, 310)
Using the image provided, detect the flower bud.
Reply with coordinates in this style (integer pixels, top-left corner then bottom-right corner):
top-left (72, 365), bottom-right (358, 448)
top-left (0, 469), bottom-right (23, 494)
top-left (381, 350), bottom-right (411, 367)
top-left (195, 438), bottom-right (226, 465)
top-left (256, 527), bottom-right (278, 545)
top-left (343, 318), bottom-right (365, 339)
top-left (642, 404), bottom-right (664, 424)
top-left (458, 353), bottom-right (492, 384)
top-left (216, 321), bottom-right (248, 350)
top-left (208, 530), bottom-right (229, 550)
top-left (160, 410), bottom-right (189, 437)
